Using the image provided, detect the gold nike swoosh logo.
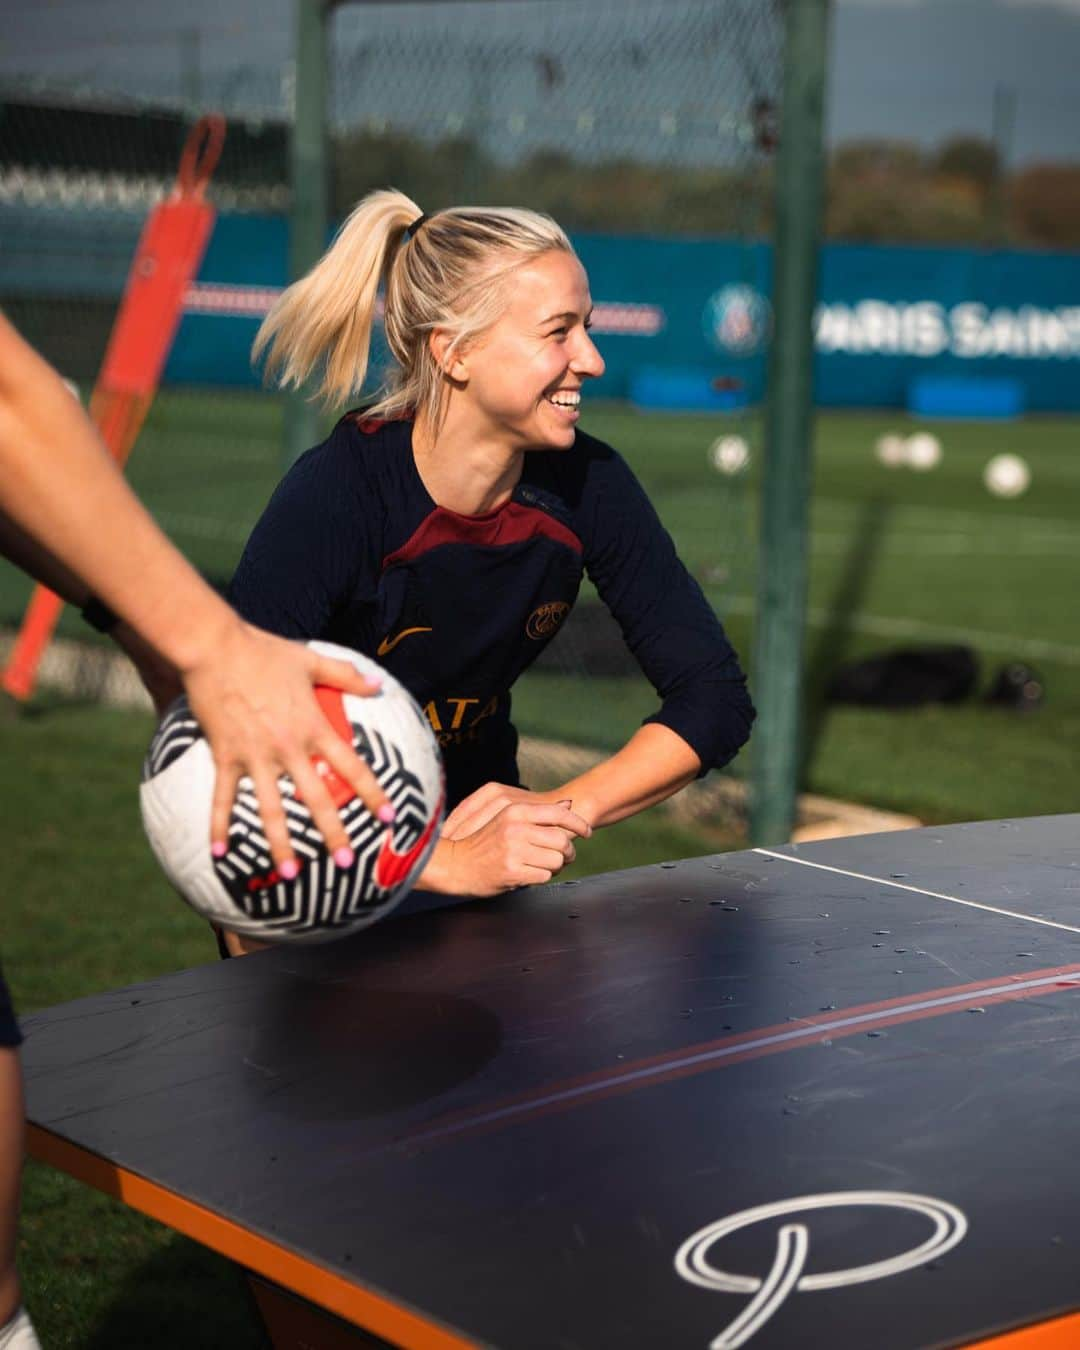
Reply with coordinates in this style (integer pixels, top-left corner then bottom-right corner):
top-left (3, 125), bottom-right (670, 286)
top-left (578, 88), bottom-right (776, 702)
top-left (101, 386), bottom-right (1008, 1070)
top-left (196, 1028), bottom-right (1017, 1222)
top-left (377, 626), bottom-right (432, 657)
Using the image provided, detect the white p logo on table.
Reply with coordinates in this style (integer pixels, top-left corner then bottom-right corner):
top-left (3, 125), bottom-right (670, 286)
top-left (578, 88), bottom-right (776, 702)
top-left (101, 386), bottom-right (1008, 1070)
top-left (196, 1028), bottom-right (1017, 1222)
top-left (675, 1190), bottom-right (968, 1348)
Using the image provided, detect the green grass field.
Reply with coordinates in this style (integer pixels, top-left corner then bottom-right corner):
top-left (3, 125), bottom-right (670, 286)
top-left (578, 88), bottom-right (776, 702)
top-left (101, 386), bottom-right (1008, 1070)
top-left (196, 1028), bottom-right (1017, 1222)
top-left (522, 402), bottom-right (1080, 823)
top-left (3, 391), bottom-right (1078, 1342)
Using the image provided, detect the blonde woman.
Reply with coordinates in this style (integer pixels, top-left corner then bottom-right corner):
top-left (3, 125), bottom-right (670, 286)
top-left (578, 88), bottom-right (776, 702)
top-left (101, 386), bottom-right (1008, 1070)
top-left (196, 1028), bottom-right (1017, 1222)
top-left (232, 191), bottom-right (755, 903)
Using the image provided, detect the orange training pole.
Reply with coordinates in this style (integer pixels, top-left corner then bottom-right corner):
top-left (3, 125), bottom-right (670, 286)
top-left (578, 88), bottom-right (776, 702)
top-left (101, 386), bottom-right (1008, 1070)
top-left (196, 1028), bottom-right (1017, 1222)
top-left (2, 115), bottom-right (226, 702)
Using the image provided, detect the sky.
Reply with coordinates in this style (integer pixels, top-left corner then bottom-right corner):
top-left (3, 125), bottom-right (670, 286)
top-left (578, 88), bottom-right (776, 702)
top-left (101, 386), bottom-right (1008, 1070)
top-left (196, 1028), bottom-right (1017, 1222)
top-left (1, 0), bottom-right (1079, 165)
top-left (828, 0), bottom-right (1080, 162)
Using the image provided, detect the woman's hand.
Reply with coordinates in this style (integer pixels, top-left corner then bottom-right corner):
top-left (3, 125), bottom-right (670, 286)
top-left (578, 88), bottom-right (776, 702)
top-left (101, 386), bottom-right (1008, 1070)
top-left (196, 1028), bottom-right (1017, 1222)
top-left (425, 799), bottom-right (592, 897)
top-left (179, 618), bottom-right (392, 871)
top-left (441, 781), bottom-right (566, 840)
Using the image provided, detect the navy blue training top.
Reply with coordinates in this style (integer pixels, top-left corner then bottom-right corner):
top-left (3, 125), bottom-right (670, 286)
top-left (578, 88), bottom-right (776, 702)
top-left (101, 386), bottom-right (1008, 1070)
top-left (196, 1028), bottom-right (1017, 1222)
top-left (229, 413), bottom-right (754, 809)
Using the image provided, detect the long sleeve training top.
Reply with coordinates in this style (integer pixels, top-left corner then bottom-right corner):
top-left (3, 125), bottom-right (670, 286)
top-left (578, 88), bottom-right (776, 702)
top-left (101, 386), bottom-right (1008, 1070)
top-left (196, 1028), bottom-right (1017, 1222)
top-left (229, 413), bottom-right (755, 809)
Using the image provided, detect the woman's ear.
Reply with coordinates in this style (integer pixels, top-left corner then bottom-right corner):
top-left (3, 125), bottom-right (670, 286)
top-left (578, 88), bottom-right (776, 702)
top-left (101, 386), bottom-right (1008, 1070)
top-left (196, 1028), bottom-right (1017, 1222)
top-left (429, 329), bottom-right (469, 383)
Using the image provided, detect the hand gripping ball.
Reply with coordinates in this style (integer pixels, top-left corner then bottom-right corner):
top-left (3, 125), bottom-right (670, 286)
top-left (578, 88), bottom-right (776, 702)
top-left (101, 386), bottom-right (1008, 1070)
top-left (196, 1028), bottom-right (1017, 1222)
top-left (140, 642), bottom-right (445, 944)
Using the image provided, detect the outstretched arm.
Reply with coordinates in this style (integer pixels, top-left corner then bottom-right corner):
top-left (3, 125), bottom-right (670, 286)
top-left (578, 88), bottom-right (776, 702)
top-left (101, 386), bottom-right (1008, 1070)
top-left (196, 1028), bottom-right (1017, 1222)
top-left (0, 311), bottom-right (392, 869)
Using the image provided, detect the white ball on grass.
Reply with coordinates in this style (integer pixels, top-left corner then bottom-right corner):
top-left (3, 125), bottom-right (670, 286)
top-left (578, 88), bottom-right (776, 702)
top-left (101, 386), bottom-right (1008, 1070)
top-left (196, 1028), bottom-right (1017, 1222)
top-left (904, 432), bottom-right (942, 471)
top-left (983, 453), bottom-right (1031, 499)
top-left (709, 435), bottom-right (750, 475)
top-left (874, 434), bottom-right (907, 468)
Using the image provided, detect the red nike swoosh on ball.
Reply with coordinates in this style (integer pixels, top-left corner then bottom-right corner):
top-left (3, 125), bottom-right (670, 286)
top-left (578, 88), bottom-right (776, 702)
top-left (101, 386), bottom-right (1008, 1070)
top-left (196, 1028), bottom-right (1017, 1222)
top-left (310, 686), bottom-right (357, 808)
top-left (374, 791), bottom-right (445, 891)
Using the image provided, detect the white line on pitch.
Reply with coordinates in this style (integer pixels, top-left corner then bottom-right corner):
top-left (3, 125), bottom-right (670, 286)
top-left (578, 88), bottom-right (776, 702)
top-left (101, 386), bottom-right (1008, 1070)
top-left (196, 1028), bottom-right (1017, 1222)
top-left (753, 849), bottom-right (1080, 937)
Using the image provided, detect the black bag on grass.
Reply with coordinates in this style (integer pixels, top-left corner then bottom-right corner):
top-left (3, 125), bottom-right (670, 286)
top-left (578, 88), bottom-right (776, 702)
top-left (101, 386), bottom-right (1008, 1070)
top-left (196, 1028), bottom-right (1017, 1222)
top-left (826, 645), bottom-right (979, 708)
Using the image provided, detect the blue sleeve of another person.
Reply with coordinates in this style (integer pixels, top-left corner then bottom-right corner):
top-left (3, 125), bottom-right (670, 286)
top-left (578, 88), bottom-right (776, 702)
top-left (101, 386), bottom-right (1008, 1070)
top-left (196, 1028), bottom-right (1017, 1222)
top-left (576, 439), bottom-right (754, 773)
top-left (228, 429), bottom-right (370, 640)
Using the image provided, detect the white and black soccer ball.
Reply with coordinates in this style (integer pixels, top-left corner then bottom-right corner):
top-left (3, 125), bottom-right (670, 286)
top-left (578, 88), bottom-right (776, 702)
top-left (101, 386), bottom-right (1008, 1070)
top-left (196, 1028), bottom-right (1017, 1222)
top-left (140, 642), bottom-right (445, 944)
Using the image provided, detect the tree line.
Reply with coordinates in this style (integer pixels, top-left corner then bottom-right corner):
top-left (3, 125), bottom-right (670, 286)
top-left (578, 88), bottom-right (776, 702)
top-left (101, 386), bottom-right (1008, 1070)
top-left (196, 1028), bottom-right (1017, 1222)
top-left (333, 128), bottom-right (1080, 250)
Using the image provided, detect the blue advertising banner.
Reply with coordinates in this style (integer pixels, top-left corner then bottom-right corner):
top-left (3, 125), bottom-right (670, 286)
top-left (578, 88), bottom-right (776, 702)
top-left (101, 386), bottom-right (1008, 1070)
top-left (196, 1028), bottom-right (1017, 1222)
top-left (813, 242), bottom-right (1080, 412)
top-left (166, 219), bottom-right (1080, 411)
top-left (167, 220), bottom-right (779, 404)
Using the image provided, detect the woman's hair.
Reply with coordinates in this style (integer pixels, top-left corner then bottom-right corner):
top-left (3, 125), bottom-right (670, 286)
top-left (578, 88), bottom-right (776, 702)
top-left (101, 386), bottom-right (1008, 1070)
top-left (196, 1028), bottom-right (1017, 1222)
top-left (252, 188), bottom-right (573, 429)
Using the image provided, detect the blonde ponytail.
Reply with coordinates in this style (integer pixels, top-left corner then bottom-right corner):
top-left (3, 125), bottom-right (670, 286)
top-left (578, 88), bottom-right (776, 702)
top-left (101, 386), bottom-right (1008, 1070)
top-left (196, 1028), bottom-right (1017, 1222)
top-left (254, 188), bottom-right (574, 428)
top-left (252, 188), bottom-right (420, 408)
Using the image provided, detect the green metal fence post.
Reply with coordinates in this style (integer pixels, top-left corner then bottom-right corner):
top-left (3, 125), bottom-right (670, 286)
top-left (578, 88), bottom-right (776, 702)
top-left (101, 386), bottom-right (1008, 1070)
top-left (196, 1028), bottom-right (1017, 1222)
top-left (749, 0), bottom-right (832, 845)
top-left (284, 0), bottom-right (331, 469)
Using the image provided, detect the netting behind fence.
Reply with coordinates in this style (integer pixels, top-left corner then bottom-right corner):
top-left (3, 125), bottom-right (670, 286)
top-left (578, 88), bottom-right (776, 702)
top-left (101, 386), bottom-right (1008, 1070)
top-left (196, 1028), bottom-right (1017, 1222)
top-left (328, 0), bottom-right (779, 233)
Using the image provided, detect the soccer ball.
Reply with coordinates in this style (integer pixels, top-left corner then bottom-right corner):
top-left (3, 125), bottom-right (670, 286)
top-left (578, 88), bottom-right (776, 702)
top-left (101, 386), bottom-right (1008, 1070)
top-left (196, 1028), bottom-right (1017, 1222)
top-left (904, 432), bottom-right (942, 471)
top-left (709, 435), bottom-right (751, 475)
top-left (874, 433), bottom-right (906, 468)
top-left (983, 453), bottom-right (1031, 499)
top-left (140, 642), bottom-right (445, 944)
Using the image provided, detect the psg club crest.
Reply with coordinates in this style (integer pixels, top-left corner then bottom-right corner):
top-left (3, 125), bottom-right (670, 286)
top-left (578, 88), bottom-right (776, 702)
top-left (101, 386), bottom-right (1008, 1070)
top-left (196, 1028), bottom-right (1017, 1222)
top-left (703, 285), bottom-right (772, 358)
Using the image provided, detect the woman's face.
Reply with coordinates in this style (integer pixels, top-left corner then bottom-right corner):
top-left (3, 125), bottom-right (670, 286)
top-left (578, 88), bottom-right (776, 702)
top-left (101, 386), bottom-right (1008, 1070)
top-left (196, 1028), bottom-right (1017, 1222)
top-left (455, 250), bottom-right (605, 452)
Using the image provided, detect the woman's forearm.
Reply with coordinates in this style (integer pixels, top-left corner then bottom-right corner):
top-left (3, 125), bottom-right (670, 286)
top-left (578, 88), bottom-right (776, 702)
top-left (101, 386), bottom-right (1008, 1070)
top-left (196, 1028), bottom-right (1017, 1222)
top-left (551, 723), bottom-right (700, 829)
top-left (0, 512), bottom-right (91, 609)
top-left (0, 314), bottom-right (239, 675)
top-left (0, 312), bottom-right (395, 862)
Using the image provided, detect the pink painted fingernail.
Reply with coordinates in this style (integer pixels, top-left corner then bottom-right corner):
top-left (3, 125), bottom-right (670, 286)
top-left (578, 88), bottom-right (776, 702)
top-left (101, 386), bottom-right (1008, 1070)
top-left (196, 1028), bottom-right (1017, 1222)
top-left (334, 846), bottom-right (355, 868)
top-left (279, 859), bottom-right (300, 881)
top-left (211, 841), bottom-right (227, 858)
top-left (377, 803), bottom-right (396, 824)
top-left (366, 676), bottom-right (383, 690)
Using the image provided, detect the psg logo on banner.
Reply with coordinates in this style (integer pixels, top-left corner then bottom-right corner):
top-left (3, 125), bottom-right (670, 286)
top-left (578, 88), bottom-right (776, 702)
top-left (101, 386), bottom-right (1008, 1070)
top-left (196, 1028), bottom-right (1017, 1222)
top-left (704, 284), bottom-right (772, 357)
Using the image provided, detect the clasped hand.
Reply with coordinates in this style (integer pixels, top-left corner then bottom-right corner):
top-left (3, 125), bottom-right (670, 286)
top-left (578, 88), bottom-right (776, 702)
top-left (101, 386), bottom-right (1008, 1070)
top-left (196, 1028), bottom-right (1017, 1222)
top-left (437, 783), bottom-right (592, 896)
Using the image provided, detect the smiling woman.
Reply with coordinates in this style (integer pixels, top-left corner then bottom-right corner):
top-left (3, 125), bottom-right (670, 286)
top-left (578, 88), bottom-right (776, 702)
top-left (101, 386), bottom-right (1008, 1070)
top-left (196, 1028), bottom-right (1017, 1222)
top-left (229, 187), bottom-right (755, 936)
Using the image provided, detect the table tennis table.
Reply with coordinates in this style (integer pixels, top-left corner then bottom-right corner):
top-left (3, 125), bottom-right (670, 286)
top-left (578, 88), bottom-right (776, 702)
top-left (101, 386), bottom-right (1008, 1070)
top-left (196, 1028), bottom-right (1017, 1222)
top-left (21, 814), bottom-right (1080, 1349)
